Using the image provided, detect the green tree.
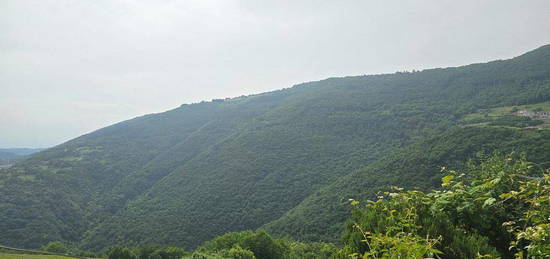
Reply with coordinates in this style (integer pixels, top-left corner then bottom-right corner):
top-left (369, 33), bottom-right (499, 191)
top-left (227, 246), bottom-right (255, 259)
top-left (108, 246), bottom-right (138, 259)
top-left (149, 247), bottom-right (189, 259)
top-left (200, 231), bottom-right (286, 259)
top-left (135, 244), bottom-right (161, 259)
top-left (40, 241), bottom-right (68, 254)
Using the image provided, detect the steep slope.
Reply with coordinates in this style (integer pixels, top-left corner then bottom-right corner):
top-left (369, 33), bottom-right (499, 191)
top-left (82, 45), bottom-right (550, 249)
top-left (263, 126), bottom-right (550, 243)
top-left (0, 96), bottom-right (288, 248)
top-left (1, 44), bottom-right (550, 250)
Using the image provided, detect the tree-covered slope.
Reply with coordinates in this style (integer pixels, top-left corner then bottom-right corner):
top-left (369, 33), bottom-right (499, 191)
top-left (81, 44), bottom-right (550, 250)
top-left (263, 126), bottom-right (550, 243)
top-left (1, 44), bottom-right (550, 250)
top-left (0, 93), bottom-right (292, 248)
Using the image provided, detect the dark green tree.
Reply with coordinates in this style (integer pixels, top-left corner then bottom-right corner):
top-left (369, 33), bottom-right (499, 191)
top-left (227, 246), bottom-right (256, 259)
top-left (108, 246), bottom-right (137, 259)
top-left (40, 241), bottom-right (68, 254)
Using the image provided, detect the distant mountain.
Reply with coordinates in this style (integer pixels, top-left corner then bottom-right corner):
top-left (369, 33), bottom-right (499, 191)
top-left (1, 44), bottom-right (549, 251)
top-left (0, 151), bottom-right (19, 160)
top-left (0, 148), bottom-right (45, 156)
top-left (0, 148), bottom-right (44, 165)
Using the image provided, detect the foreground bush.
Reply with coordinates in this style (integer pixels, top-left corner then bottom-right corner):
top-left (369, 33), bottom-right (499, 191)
top-left (341, 154), bottom-right (549, 258)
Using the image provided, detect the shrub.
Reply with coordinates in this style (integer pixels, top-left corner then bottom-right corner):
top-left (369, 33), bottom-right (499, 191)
top-left (341, 154), bottom-right (549, 258)
top-left (108, 246), bottom-right (138, 259)
top-left (40, 241), bottom-right (68, 254)
top-left (227, 246), bottom-right (255, 259)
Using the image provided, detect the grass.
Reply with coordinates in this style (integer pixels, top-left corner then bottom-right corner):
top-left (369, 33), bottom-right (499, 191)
top-left (520, 101), bottom-right (550, 111)
top-left (0, 253), bottom-right (79, 259)
top-left (487, 101), bottom-right (550, 115)
top-left (472, 101), bottom-right (550, 116)
top-left (462, 101), bottom-right (550, 128)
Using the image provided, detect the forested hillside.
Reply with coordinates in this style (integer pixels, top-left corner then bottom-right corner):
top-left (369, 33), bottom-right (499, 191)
top-left (263, 126), bottom-right (550, 243)
top-left (1, 44), bottom-right (550, 251)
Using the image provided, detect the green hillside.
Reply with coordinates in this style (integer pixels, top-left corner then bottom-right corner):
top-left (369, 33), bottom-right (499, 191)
top-left (1, 44), bottom-right (550, 251)
top-left (263, 126), bottom-right (550, 243)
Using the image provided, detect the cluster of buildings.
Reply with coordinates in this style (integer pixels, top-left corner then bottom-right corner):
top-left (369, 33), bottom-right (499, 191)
top-left (515, 109), bottom-right (550, 120)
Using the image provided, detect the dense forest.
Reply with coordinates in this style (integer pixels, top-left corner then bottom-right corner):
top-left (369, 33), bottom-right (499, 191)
top-left (1, 44), bottom-right (550, 258)
top-left (31, 154), bottom-right (550, 258)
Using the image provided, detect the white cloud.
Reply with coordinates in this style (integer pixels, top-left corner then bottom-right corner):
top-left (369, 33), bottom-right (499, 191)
top-left (1, 0), bottom-right (550, 147)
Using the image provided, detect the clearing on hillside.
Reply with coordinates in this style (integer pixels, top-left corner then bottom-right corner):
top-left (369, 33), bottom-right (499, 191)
top-left (462, 101), bottom-right (550, 129)
top-left (0, 253), bottom-right (78, 259)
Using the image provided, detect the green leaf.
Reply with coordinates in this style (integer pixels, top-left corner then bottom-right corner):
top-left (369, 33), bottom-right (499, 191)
top-left (483, 197), bottom-right (496, 208)
top-left (441, 175), bottom-right (454, 186)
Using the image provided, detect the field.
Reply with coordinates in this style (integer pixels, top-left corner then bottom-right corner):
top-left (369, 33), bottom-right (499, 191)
top-left (462, 101), bottom-right (550, 128)
top-left (0, 253), bottom-right (78, 259)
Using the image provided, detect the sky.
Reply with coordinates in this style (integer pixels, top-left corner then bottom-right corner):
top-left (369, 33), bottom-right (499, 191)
top-left (1, 0), bottom-right (550, 148)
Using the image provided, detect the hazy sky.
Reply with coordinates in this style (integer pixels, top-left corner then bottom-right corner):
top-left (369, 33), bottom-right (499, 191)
top-left (1, 0), bottom-right (550, 148)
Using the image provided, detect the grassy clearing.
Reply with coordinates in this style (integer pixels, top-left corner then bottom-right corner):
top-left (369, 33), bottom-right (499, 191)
top-left (0, 253), bottom-right (78, 259)
top-left (462, 101), bottom-right (550, 128)
top-left (465, 101), bottom-right (550, 118)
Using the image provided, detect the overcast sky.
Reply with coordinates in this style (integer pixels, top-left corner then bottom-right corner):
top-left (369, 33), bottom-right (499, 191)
top-left (1, 0), bottom-right (550, 148)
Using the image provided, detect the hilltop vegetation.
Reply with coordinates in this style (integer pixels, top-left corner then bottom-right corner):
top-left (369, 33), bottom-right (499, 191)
top-left (263, 126), bottom-right (550, 243)
top-left (27, 154), bottom-right (547, 258)
top-left (1, 44), bottom-right (550, 253)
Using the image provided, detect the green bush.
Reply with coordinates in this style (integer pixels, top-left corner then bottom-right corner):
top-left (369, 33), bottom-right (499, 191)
top-left (197, 230), bottom-right (338, 259)
top-left (40, 241), bottom-right (68, 254)
top-left (108, 246), bottom-right (138, 259)
top-left (200, 231), bottom-right (285, 259)
top-left (341, 154), bottom-right (549, 258)
top-left (149, 247), bottom-right (189, 259)
top-left (227, 246), bottom-right (255, 259)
